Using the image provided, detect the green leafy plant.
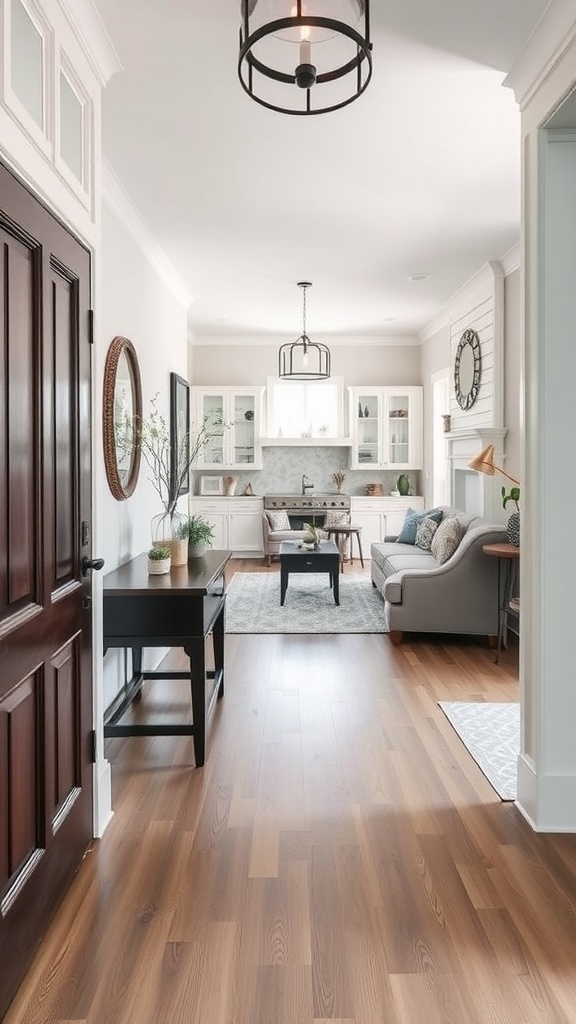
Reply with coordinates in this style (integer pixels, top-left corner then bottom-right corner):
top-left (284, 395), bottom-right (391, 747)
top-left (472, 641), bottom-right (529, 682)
top-left (501, 485), bottom-right (520, 512)
top-left (303, 523), bottom-right (322, 546)
top-left (177, 514), bottom-right (215, 546)
top-left (148, 544), bottom-right (171, 560)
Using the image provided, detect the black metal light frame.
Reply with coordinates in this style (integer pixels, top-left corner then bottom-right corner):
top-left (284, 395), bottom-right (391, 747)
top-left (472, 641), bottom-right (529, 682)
top-left (278, 282), bottom-right (331, 381)
top-left (238, 1), bottom-right (372, 116)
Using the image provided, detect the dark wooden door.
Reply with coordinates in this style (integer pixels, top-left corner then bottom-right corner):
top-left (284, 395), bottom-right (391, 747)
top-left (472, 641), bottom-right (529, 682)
top-left (0, 163), bottom-right (93, 1018)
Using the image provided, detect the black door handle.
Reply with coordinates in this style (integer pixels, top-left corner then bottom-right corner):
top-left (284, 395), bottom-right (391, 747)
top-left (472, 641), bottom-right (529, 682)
top-left (83, 557), bottom-right (105, 575)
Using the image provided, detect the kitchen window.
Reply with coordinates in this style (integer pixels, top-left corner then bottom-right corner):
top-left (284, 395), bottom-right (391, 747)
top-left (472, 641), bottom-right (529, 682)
top-left (266, 377), bottom-right (344, 439)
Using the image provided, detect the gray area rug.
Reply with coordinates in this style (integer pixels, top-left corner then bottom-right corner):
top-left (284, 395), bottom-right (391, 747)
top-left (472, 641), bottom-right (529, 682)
top-left (438, 701), bottom-right (520, 800)
top-left (225, 571), bottom-right (388, 634)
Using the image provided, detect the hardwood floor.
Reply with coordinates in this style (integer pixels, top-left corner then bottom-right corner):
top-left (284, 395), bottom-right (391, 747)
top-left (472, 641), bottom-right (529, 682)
top-left (5, 560), bottom-right (576, 1023)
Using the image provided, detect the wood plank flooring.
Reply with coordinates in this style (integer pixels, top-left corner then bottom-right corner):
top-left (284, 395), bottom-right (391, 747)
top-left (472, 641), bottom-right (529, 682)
top-left (5, 560), bottom-right (576, 1024)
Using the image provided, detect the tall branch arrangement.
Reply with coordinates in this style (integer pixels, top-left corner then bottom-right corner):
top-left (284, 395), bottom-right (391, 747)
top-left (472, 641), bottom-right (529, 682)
top-left (117, 394), bottom-right (221, 513)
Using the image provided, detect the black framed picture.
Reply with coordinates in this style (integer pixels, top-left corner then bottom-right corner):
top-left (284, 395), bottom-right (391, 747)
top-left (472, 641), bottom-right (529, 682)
top-left (170, 372), bottom-right (190, 500)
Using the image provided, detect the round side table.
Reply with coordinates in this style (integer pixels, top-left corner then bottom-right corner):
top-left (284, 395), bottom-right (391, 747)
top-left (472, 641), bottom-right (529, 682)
top-left (482, 542), bottom-right (520, 663)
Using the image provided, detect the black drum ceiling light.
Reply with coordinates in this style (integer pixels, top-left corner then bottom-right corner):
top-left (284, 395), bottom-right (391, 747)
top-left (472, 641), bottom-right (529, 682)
top-left (239, 1), bottom-right (373, 116)
top-left (279, 282), bottom-right (331, 380)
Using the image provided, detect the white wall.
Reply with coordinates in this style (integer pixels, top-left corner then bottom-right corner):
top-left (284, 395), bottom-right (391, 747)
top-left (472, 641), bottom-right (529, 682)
top-left (503, 268), bottom-right (521, 481)
top-left (419, 323), bottom-right (451, 507)
top-left (97, 197), bottom-right (189, 711)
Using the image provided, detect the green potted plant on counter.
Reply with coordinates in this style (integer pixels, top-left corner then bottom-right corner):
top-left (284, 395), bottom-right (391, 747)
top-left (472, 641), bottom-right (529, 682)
top-left (179, 514), bottom-right (215, 557)
top-left (147, 544), bottom-right (171, 575)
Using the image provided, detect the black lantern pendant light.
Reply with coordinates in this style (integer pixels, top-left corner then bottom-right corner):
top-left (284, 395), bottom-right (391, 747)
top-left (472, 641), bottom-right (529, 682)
top-left (279, 282), bottom-right (331, 380)
top-left (239, 1), bottom-right (373, 116)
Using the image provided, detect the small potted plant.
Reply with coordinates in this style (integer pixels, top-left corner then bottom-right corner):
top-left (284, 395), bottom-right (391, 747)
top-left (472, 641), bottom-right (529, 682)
top-left (501, 485), bottom-right (520, 546)
top-left (302, 523), bottom-right (322, 550)
top-left (180, 514), bottom-right (215, 557)
top-left (147, 544), bottom-right (171, 575)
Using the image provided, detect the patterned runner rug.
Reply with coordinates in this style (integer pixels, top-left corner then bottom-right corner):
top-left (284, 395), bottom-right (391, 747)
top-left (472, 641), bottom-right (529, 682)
top-left (438, 701), bottom-right (520, 800)
top-left (225, 571), bottom-right (388, 634)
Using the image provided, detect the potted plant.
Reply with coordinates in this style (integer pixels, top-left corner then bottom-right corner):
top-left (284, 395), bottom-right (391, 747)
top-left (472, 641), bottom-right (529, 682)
top-left (302, 523), bottom-right (322, 550)
top-left (179, 514), bottom-right (215, 557)
top-left (147, 544), bottom-right (171, 575)
top-left (501, 485), bottom-right (520, 546)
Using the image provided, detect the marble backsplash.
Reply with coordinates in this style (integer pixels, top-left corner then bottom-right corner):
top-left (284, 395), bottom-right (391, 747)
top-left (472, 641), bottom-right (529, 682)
top-left (192, 447), bottom-right (421, 497)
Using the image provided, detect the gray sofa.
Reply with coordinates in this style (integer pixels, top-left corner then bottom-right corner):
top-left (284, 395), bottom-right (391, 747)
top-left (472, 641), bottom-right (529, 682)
top-left (371, 506), bottom-right (508, 643)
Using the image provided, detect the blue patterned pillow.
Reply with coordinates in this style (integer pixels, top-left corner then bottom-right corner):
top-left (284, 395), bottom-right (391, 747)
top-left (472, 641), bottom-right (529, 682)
top-left (396, 507), bottom-right (443, 545)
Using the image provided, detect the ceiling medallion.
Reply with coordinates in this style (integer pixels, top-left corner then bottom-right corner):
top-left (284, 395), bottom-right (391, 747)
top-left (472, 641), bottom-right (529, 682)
top-left (278, 282), bottom-right (331, 380)
top-left (238, 1), bottom-right (373, 116)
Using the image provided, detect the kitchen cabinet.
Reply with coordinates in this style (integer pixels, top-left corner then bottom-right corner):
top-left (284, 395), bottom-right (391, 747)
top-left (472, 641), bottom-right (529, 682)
top-left (190, 497), bottom-right (264, 554)
top-left (350, 496), bottom-right (425, 552)
top-left (348, 387), bottom-right (423, 470)
top-left (193, 387), bottom-right (264, 469)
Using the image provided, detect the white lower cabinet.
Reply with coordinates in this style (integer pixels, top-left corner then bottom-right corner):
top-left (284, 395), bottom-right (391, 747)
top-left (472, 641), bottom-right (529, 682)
top-left (190, 497), bottom-right (264, 554)
top-left (350, 496), bottom-right (425, 553)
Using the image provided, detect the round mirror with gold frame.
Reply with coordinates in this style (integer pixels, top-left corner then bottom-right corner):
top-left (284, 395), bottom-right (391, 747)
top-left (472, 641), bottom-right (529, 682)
top-left (103, 336), bottom-right (142, 500)
top-left (454, 328), bottom-right (481, 411)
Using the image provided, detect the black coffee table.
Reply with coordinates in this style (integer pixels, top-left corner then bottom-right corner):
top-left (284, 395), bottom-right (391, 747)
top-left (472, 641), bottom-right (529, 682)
top-left (279, 540), bottom-right (340, 606)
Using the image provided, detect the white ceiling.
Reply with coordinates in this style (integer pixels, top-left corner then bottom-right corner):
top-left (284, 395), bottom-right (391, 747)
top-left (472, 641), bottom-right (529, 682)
top-left (93, 0), bottom-right (550, 341)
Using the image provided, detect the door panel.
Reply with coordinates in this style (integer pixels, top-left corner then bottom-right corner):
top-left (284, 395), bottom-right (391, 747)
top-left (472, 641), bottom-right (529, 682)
top-left (0, 162), bottom-right (93, 1019)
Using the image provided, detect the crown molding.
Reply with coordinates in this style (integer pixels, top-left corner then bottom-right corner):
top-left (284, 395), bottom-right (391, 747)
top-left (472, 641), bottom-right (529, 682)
top-left (504, 0), bottom-right (576, 111)
top-left (419, 260), bottom-right (506, 344)
top-left (57, 0), bottom-right (122, 86)
top-left (103, 161), bottom-right (193, 310)
top-left (499, 241), bottom-right (521, 277)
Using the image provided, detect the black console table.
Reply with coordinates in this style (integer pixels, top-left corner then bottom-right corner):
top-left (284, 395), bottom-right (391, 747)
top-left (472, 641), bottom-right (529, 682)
top-left (103, 550), bottom-right (231, 766)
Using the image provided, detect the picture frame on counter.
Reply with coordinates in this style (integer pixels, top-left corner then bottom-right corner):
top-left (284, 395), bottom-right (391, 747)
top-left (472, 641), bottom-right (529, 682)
top-left (200, 475), bottom-right (224, 495)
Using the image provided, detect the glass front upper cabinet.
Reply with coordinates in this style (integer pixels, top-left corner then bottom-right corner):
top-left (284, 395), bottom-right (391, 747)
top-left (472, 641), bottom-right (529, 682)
top-left (387, 392), bottom-right (411, 467)
top-left (349, 387), bottom-right (423, 470)
top-left (352, 392), bottom-right (381, 466)
top-left (194, 388), bottom-right (263, 469)
top-left (200, 393), bottom-right (225, 465)
top-left (232, 393), bottom-right (256, 465)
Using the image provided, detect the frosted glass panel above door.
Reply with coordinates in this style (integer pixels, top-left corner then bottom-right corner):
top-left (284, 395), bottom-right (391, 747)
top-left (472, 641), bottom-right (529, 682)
top-left (11, 0), bottom-right (44, 129)
top-left (60, 71), bottom-right (84, 183)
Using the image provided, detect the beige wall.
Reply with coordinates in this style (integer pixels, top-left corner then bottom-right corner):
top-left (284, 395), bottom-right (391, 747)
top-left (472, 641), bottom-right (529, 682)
top-left (503, 269), bottom-right (521, 481)
top-left (191, 341), bottom-right (421, 387)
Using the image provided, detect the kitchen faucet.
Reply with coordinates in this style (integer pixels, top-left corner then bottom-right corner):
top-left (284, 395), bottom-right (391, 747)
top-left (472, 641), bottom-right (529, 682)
top-left (301, 474), bottom-right (314, 495)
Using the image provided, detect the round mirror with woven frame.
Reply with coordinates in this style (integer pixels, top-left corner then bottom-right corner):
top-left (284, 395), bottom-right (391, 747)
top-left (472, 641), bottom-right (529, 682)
top-left (103, 335), bottom-right (142, 500)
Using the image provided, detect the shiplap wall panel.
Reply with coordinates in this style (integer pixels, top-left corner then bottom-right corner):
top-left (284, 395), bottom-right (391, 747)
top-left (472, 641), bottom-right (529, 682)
top-left (450, 289), bottom-right (496, 430)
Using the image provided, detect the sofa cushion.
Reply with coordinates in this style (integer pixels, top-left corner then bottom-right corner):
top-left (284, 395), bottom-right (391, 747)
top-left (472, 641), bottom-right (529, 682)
top-left (415, 517), bottom-right (439, 551)
top-left (266, 510), bottom-right (291, 530)
top-left (269, 529), bottom-right (308, 541)
top-left (396, 507), bottom-right (443, 545)
top-left (371, 541), bottom-right (436, 579)
top-left (431, 517), bottom-right (463, 564)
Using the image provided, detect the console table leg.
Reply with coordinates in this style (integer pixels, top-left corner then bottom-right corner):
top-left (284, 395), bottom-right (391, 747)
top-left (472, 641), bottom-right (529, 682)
top-left (213, 605), bottom-right (225, 699)
top-left (185, 638), bottom-right (206, 768)
top-left (132, 646), bottom-right (143, 700)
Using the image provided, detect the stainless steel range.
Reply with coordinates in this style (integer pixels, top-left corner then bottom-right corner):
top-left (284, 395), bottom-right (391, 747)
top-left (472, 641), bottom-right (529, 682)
top-left (264, 493), bottom-right (350, 527)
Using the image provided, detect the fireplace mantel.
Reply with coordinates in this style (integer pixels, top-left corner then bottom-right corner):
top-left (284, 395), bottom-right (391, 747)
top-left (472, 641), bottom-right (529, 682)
top-left (446, 426), bottom-right (508, 522)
